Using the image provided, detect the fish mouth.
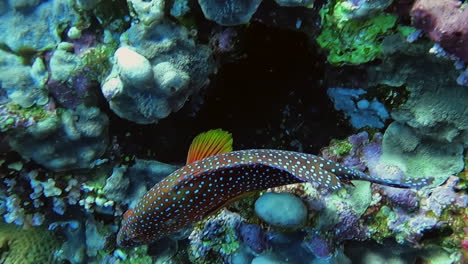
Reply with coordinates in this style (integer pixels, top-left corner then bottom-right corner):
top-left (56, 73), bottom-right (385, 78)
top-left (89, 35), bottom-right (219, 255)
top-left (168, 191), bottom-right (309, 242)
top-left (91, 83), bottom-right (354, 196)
top-left (116, 227), bottom-right (132, 248)
top-left (116, 233), bottom-right (137, 248)
top-left (116, 227), bottom-right (145, 248)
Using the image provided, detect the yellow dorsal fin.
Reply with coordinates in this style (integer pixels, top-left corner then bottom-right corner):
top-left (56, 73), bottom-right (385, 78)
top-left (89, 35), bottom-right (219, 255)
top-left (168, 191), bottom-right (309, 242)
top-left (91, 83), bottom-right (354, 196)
top-left (186, 129), bottom-right (233, 164)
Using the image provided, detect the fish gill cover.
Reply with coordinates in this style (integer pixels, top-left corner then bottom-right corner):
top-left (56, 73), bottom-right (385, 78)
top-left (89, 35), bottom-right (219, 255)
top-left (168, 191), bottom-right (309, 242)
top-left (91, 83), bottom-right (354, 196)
top-left (0, 0), bottom-right (467, 264)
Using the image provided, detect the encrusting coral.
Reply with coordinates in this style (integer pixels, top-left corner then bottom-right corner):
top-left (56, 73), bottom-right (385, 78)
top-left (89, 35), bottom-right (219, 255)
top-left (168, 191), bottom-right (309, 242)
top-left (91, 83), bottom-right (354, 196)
top-left (0, 221), bottom-right (62, 264)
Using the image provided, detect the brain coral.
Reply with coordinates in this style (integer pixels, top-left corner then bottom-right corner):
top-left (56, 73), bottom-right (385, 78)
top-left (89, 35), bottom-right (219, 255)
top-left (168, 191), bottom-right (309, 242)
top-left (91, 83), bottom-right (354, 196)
top-left (0, 222), bottom-right (62, 264)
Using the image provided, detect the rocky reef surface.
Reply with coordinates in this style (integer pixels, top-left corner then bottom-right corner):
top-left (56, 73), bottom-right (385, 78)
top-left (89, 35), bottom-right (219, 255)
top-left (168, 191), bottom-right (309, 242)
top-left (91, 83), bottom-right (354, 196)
top-left (0, 0), bottom-right (466, 264)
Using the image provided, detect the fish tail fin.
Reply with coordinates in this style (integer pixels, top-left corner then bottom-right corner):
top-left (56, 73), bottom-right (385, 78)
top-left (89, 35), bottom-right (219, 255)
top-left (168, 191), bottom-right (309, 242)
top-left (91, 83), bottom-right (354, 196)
top-left (345, 170), bottom-right (434, 189)
top-left (186, 129), bottom-right (233, 164)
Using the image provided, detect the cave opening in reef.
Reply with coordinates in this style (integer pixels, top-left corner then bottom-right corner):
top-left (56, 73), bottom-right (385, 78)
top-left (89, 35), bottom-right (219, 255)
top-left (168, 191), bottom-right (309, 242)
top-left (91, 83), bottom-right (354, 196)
top-left (107, 22), bottom-right (351, 164)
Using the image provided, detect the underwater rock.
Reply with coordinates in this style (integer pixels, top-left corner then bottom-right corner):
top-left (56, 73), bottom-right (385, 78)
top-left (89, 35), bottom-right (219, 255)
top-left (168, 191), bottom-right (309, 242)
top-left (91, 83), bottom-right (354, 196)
top-left (49, 220), bottom-right (86, 264)
top-left (0, 50), bottom-right (49, 108)
top-left (382, 122), bottom-right (463, 186)
top-left (197, 0), bottom-right (262, 26)
top-left (128, 0), bottom-right (165, 26)
top-left (170, 0), bottom-right (190, 18)
top-left (102, 166), bottom-right (129, 202)
top-left (255, 192), bottom-right (307, 228)
top-left (7, 104), bottom-right (109, 171)
top-left (340, 0), bottom-right (394, 21)
top-left (0, 0), bottom-right (80, 52)
top-left (274, 0), bottom-right (314, 7)
top-left (251, 253), bottom-right (287, 264)
top-left (327, 88), bottom-right (390, 129)
top-left (230, 245), bottom-right (255, 264)
top-left (75, 0), bottom-right (100, 10)
top-left (49, 47), bottom-right (82, 82)
top-left (8, 0), bottom-right (42, 10)
top-left (85, 215), bottom-right (106, 257)
top-left (411, 0), bottom-right (468, 62)
top-left (122, 159), bottom-right (179, 208)
top-left (103, 21), bottom-right (215, 124)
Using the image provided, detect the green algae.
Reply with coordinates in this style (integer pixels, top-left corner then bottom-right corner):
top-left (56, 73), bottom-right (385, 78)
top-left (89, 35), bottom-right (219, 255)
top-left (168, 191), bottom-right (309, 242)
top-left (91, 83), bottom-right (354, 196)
top-left (428, 206), bottom-right (468, 253)
top-left (1, 103), bottom-right (58, 132)
top-left (365, 205), bottom-right (395, 242)
top-left (372, 84), bottom-right (410, 110)
top-left (325, 138), bottom-right (353, 158)
top-left (82, 42), bottom-right (118, 81)
top-left (457, 154), bottom-right (467, 190)
top-left (189, 212), bottom-right (241, 264)
top-left (397, 25), bottom-right (417, 38)
top-left (316, 0), bottom-right (397, 65)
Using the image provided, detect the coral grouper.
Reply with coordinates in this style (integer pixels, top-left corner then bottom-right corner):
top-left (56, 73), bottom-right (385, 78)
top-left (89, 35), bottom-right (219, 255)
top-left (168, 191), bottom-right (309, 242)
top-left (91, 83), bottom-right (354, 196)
top-left (117, 129), bottom-right (433, 247)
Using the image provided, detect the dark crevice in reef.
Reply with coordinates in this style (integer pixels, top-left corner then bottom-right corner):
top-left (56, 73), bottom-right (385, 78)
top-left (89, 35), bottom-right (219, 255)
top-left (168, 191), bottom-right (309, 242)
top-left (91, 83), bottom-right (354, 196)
top-left (106, 23), bottom-right (352, 164)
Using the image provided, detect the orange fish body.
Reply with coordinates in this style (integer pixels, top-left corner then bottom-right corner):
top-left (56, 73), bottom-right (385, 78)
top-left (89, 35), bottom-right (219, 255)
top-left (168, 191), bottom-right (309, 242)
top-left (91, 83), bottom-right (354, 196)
top-left (117, 130), bottom-right (433, 247)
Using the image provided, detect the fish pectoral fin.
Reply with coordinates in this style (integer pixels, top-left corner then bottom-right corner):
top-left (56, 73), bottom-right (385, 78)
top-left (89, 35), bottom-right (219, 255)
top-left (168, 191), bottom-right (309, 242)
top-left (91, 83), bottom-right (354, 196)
top-left (186, 129), bottom-right (233, 164)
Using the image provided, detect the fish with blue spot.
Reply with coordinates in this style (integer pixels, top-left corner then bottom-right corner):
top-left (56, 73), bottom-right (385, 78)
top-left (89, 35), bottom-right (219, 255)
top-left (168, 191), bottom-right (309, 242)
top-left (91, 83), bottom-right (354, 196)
top-left (117, 129), bottom-right (433, 247)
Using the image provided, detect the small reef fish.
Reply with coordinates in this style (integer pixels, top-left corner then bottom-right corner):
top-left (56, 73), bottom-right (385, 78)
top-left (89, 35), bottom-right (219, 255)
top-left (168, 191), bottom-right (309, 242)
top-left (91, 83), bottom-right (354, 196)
top-left (117, 129), bottom-right (433, 247)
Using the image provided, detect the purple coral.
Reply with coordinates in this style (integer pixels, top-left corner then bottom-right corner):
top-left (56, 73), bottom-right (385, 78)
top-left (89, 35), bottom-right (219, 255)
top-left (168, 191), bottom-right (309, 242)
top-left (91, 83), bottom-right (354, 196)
top-left (238, 224), bottom-right (269, 253)
top-left (382, 187), bottom-right (419, 209)
top-left (213, 28), bottom-right (237, 53)
top-left (302, 233), bottom-right (332, 258)
top-left (47, 73), bottom-right (95, 109)
top-left (335, 207), bottom-right (367, 241)
top-left (420, 176), bottom-right (468, 217)
top-left (69, 31), bottom-right (97, 56)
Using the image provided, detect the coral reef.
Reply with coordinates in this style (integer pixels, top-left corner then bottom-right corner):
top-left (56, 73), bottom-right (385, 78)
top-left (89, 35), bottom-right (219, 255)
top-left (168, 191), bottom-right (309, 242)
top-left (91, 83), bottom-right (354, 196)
top-left (197, 0), bottom-right (263, 26)
top-left (0, 50), bottom-right (49, 108)
top-left (7, 105), bottom-right (109, 171)
top-left (382, 122), bottom-right (463, 186)
top-left (189, 209), bottom-right (243, 263)
top-left (0, 221), bottom-right (62, 264)
top-left (102, 20), bottom-right (215, 124)
top-left (0, 0), bottom-right (465, 263)
top-left (0, 0), bottom-right (80, 52)
top-left (366, 32), bottom-right (467, 184)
